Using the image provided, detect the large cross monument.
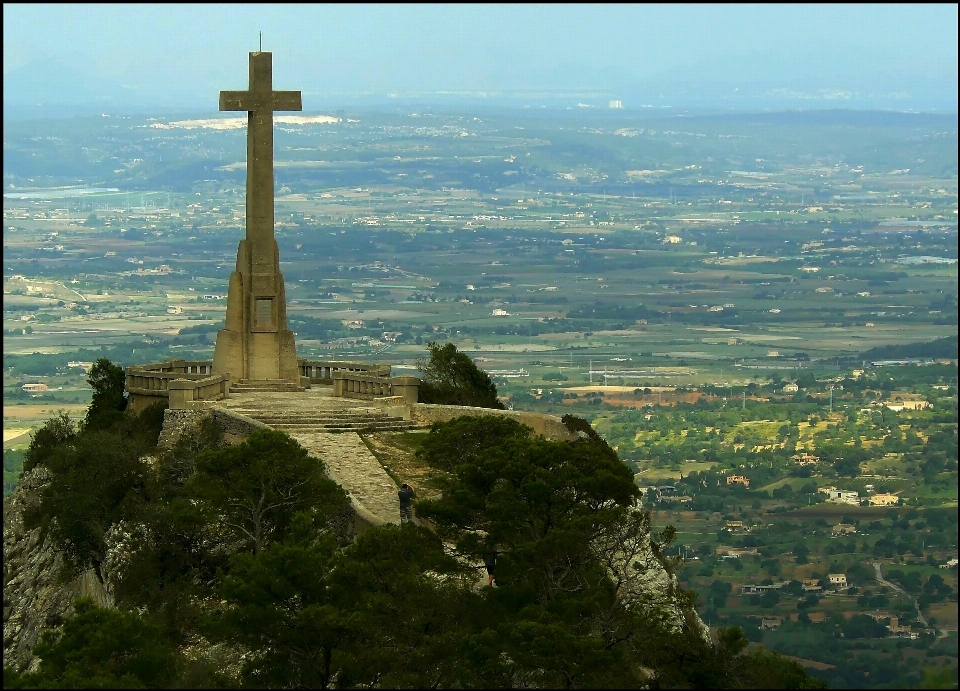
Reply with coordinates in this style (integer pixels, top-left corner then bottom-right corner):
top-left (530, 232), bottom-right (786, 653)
top-left (213, 52), bottom-right (301, 385)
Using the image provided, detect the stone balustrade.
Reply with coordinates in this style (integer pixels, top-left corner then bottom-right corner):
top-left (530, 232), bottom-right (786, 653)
top-left (167, 375), bottom-right (231, 410)
top-left (125, 360), bottom-right (225, 412)
top-left (332, 371), bottom-right (420, 404)
top-left (298, 359), bottom-right (390, 385)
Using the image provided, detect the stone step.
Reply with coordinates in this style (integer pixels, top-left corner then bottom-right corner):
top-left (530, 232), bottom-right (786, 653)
top-left (252, 415), bottom-right (413, 424)
top-left (230, 385), bottom-right (304, 393)
top-left (239, 413), bottom-right (405, 422)
top-left (269, 420), bottom-right (419, 430)
top-left (272, 424), bottom-right (418, 432)
top-left (233, 410), bottom-right (391, 418)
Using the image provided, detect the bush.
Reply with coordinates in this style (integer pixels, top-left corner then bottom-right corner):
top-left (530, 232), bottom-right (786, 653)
top-left (417, 342), bottom-right (504, 408)
top-left (3, 598), bottom-right (179, 688)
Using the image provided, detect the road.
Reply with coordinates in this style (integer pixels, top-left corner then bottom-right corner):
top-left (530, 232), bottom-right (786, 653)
top-left (872, 561), bottom-right (929, 628)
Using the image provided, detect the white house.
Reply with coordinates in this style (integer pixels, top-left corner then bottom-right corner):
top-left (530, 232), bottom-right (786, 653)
top-left (828, 573), bottom-right (847, 589)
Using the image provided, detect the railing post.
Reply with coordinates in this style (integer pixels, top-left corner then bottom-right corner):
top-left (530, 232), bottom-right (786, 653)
top-left (390, 376), bottom-right (420, 404)
top-left (168, 378), bottom-right (195, 410)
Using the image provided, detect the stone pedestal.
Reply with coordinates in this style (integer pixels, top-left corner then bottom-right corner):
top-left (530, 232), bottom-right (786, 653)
top-left (213, 238), bottom-right (299, 384)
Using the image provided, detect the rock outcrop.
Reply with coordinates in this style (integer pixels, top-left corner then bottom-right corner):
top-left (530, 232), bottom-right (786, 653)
top-left (3, 467), bottom-right (113, 673)
top-left (4, 413), bottom-right (708, 674)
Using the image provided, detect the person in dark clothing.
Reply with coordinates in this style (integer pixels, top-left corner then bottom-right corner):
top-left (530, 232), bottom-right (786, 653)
top-left (398, 483), bottom-right (416, 524)
top-left (483, 550), bottom-right (498, 586)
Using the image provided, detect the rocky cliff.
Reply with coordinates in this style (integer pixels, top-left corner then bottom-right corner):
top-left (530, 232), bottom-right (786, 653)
top-left (4, 423), bottom-right (708, 675)
top-left (3, 467), bottom-right (113, 673)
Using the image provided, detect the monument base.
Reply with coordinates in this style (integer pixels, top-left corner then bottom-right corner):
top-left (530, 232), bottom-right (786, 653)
top-left (213, 327), bottom-right (299, 386)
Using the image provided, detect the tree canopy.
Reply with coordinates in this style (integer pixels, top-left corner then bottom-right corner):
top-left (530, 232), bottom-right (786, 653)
top-left (417, 341), bottom-right (505, 408)
top-left (84, 357), bottom-right (127, 431)
top-left (7, 366), bottom-right (824, 689)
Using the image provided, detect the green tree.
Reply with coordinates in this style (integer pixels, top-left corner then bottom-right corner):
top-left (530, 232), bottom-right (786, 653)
top-left (189, 429), bottom-right (348, 555)
top-left (3, 598), bottom-right (179, 689)
top-left (211, 518), bottom-right (474, 689)
top-left (416, 414), bottom-right (530, 472)
top-left (85, 357), bottom-right (127, 431)
top-left (710, 579), bottom-right (733, 608)
top-left (417, 341), bottom-right (504, 408)
top-left (735, 647), bottom-right (828, 688)
top-left (922, 666), bottom-right (957, 689)
top-left (416, 416), bottom-right (691, 687)
top-left (759, 590), bottom-right (781, 608)
top-left (23, 412), bottom-right (76, 473)
top-left (25, 423), bottom-right (156, 579)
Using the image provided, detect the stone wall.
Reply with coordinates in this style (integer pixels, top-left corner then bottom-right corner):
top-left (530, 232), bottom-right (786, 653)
top-left (157, 408), bottom-right (270, 449)
top-left (407, 403), bottom-right (578, 441)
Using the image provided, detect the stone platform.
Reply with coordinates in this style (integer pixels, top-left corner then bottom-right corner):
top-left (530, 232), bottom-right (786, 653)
top-left (215, 387), bottom-right (423, 526)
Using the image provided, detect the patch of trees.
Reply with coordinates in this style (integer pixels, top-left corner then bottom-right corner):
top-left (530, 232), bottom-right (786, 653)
top-left (5, 379), bottom-right (822, 688)
top-left (861, 335), bottom-right (958, 361)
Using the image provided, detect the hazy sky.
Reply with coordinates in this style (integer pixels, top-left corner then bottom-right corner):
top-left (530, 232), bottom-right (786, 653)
top-left (4, 3), bottom-right (958, 115)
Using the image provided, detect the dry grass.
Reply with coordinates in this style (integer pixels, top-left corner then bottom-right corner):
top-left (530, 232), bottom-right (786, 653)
top-left (361, 431), bottom-right (445, 501)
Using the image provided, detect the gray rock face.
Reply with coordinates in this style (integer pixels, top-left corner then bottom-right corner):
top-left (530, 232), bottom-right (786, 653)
top-left (3, 467), bottom-right (112, 673)
top-left (592, 503), bottom-right (711, 641)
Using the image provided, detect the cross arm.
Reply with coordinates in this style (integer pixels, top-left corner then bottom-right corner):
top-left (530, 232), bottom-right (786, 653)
top-left (219, 90), bottom-right (301, 112)
top-left (220, 91), bottom-right (252, 112)
top-left (272, 91), bottom-right (302, 112)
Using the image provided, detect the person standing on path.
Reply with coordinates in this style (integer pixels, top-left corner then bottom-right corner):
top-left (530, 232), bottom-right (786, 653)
top-left (483, 550), bottom-right (498, 587)
top-left (398, 482), bottom-right (416, 524)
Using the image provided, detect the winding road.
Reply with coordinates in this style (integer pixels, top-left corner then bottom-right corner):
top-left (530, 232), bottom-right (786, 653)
top-left (872, 561), bottom-right (929, 628)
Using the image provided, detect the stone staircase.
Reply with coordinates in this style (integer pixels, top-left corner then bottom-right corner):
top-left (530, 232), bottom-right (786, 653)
top-left (229, 379), bottom-right (304, 394)
top-left (229, 407), bottom-right (421, 433)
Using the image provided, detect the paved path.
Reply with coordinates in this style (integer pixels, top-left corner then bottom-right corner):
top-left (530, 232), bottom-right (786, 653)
top-left (872, 561), bottom-right (929, 628)
top-left (216, 388), bottom-right (403, 525)
top-left (294, 431), bottom-right (400, 525)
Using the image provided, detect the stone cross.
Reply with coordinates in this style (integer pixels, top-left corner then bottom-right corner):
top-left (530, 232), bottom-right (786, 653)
top-left (219, 51), bottom-right (301, 246)
top-left (212, 52), bottom-right (301, 385)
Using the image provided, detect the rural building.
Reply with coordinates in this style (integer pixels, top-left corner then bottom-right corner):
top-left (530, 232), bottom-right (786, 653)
top-left (166, 306), bottom-right (183, 315)
top-left (887, 617), bottom-right (918, 638)
top-left (884, 395), bottom-right (930, 411)
top-left (761, 618), bottom-right (782, 630)
top-left (940, 557), bottom-right (958, 570)
top-left (782, 382), bottom-right (799, 393)
top-left (21, 383), bottom-right (48, 393)
top-left (832, 523), bottom-right (857, 535)
top-left (869, 493), bottom-right (900, 507)
top-left (717, 547), bottom-right (759, 558)
top-left (725, 521), bottom-right (744, 530)
top-left (822, 489), bottom-right (859, 505)
top-left (828, 574), bottom-right (847, 589)
top-left (726, 474), bottom-right (750, 488)
top-left (793, 452), bottom-right (818, 465)
top-left (741, 582), bottom-right (785, 594)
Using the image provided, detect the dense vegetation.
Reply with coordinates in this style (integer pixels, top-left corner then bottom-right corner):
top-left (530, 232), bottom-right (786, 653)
top-left (417, 341), bottom-right (505, 409)
top-left (861, 335), bottom-right (958, 362)
top-left (3, 360), bottom-right (824, 688)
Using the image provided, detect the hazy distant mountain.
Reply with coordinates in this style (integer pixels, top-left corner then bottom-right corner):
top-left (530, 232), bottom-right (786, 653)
top-left (4, 44), bottom-right (956, 120)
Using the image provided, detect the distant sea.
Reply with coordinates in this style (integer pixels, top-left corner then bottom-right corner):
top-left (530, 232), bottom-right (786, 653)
top-left (3, 187), bottom-right (120, 199)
